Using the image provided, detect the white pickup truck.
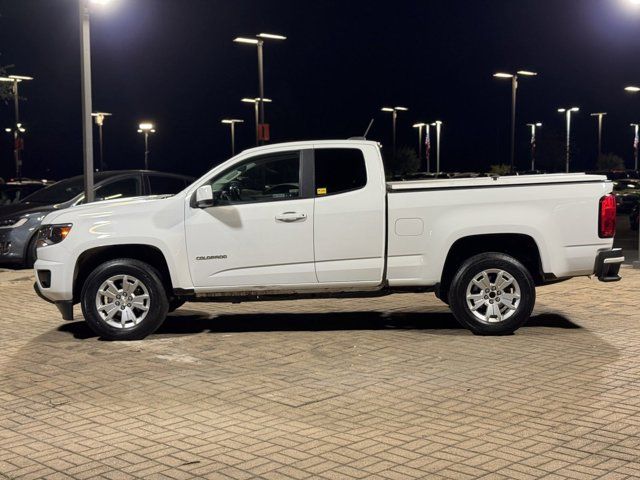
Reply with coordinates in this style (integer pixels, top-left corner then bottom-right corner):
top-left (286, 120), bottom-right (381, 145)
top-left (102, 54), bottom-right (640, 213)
top-left (34, 140), bottom-right (623, 340)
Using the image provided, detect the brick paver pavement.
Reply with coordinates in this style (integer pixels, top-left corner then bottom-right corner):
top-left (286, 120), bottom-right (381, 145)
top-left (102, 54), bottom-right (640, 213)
top-left (1, 268), bottom-right (639, 479)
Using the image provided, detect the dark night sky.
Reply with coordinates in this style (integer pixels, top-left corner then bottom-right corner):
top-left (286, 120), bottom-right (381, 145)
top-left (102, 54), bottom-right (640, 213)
top-left (1, 0), bottom-right (640, 180)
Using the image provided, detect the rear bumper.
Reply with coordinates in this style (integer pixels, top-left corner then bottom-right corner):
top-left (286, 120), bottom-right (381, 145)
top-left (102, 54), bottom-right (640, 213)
top-left (595, 248), bottom-right (624, 282)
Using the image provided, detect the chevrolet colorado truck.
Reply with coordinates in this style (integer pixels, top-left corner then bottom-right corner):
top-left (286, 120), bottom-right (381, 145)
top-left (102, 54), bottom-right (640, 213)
top-left (34, 140), bottom-right (623, 340)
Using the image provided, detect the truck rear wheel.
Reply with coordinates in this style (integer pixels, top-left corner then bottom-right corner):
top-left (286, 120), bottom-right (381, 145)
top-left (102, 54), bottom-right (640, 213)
top-left (81, 258), bottom-right (169, 341)
top-left (447, 253), bottom-right (535, 335)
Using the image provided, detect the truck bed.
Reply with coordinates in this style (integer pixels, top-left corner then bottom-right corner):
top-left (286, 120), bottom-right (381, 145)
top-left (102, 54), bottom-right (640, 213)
top-left (387, 173), bottom-right (607, 192)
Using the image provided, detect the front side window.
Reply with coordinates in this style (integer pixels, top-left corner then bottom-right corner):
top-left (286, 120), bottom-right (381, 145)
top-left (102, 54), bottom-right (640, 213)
top-left (210, 151), bottom-right (300, 204)
top-left (315, 148), bottom-right (367, 196)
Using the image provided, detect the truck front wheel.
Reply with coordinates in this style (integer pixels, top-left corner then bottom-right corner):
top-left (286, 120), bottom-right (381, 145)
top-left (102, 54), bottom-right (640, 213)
top-left (448, 253), bottom-right (535, 335)
top-left (81, 258), bottom-right (169, 341)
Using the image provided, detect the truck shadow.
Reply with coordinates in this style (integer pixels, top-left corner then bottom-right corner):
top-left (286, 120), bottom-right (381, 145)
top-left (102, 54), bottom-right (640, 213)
top-left (57, 311), bottom-right (579, 340)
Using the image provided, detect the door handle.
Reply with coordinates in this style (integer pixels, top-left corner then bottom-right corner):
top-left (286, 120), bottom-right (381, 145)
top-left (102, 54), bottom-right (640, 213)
top-left (275, 212), bottom-right (307, 223)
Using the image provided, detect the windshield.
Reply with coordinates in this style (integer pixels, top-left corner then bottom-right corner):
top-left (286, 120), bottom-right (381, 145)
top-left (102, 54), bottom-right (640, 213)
top-left (22, 177), bottom-right (84, 204)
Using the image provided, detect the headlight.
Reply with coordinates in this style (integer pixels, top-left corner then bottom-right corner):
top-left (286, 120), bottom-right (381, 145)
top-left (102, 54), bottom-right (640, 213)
top-left (0, 217), bottom-right (28, 228)
top-left (37, 224), bottom-right (73, 247)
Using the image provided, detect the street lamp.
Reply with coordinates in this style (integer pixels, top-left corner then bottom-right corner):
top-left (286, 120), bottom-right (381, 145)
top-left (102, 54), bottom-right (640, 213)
top-left (381, 106), bottom-right (408, 164)
top-left (590, 112), bottom-right (607, 159)
top-left (493, 70), bottom-right (537, 173)
top-left (412, 123), bottom-right (426, 170)
top-left (631, 123), bottom-right (639, 171)
top-left (221, 119), bottom-right (244, 156)
top-left (234, 33), bottom-right (286, 145)
top-left (431, 121), bottom-right (443, 174)
top-left (0, 75), bottom-right (33, 178)
top-left (79, 0), bottom-right (112, 202)
top-left (526, 123), bottom-right (542, 171)
top-left (92, 112), bottom-right (111, 171)
top-left (137, 123), bottom-right (156, 170)
top-left (242, 97), bottom-right (272, 146)
top-left (558, 107), bottom-right (580, 173)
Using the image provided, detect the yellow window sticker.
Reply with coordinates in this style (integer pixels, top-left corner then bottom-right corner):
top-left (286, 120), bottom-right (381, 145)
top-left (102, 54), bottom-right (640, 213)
top-left (317, 187), bottom-right (327, 195)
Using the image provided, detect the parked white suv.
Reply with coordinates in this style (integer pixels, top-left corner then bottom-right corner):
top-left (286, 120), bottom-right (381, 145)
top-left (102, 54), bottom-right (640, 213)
top-left (34, 140), bottom-right (623, 340)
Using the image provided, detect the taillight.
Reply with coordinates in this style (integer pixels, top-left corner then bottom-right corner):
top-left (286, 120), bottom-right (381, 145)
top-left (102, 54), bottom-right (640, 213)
top-left (599, 194), bottom-right (616, 238)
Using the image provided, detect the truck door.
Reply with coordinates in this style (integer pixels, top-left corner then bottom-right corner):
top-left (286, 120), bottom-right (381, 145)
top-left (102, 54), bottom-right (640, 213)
top-left (313, 145), bottom-right (386, 284)
top-left (185, 149), bottom-right (317, 289)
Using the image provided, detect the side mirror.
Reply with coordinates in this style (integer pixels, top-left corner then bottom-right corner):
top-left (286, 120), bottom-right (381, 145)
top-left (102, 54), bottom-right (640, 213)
top-left (194, 185), bottom-right (214, 208)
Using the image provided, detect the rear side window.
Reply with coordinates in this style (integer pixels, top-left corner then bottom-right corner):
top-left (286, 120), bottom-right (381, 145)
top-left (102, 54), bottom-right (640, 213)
top-left (314, 148), bottom-right (367, 196)
top-left (149, 175), bottom-right (187, 195)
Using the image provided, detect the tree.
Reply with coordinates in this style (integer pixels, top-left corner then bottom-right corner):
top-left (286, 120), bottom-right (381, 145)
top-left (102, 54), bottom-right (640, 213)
top-left (382, 146), bottom-right (420, 177)
top-left (0, 55), bottom-right (13, 103)
top-left (597, 153), bottom-right (625, 171)
top-left (489, 164), bottom-right (511, 175)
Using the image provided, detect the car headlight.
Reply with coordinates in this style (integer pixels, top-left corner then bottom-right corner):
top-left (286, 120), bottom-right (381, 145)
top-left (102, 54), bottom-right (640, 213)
top-left (37, 224), bottom-right (73, 247)
top-left (0, 217), bottom-right (28, 228)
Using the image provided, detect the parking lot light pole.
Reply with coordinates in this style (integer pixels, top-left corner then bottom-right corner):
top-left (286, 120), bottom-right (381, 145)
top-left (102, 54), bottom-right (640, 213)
top-left (558, 107), bottom-right (579, 173)
top-left (494, 70), bottom-right (537, 173)
top-left (234, 33), bottom-right (286, 145)
top-left (382, 106), bottom-right (408, 164)
top-left (526, 123), bottom-right (542, 171)
top-left (431, 121), bottom-right (443, 174)
top-left (590, 112), bottom-right (607, 159)
top-left (629, 88), bottom-right (640, 268)
top-left (92, 112), bottom-right (111, 171)
top-left (79, 0), bottom-right (111, 203)
top-left (242, 97), bottom-right (272, 146)
top-left (137, 123), bottom-right (156, 170)
top-left (631, 123), bottom-right (639, 171)
top-left (412, 123), bottom-right (426, 167)
top-left (221, 119), bottom-right (244, 156)
top-left (0, 75), bottom-right (33, 179)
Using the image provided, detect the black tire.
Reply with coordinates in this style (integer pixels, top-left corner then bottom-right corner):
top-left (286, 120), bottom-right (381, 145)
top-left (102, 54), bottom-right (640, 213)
top-left (81, 258), bottom-right (169, 341)
top-left (168, 298), bottom-right (186, 312)
top-left (25, 234), bottom-right (38, 268)
top-left (447, 252), bottom-right (535, 335)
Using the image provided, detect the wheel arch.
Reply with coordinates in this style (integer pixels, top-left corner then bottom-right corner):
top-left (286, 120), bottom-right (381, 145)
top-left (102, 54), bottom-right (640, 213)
top-left (73, 244), bottom-right (173, 303)
top-left (437, 233), bottom-right (544, 301)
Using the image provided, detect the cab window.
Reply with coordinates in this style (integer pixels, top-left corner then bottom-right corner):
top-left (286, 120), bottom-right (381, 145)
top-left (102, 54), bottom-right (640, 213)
top-left (314, 148), bottom-right (367, 196)
top-left (210, 151), bottom-right (300, 204)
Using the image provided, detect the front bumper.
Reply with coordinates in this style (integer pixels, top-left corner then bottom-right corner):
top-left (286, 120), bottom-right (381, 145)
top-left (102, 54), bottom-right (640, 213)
top-left (34, 282), bottom-right (74, 320)
top-left (0, 227), bottom-right (30, 264)
top-left (595, 248), bottom-right (624, 282)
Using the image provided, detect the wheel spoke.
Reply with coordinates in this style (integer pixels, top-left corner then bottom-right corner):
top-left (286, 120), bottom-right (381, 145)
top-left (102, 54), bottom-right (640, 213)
top-left (102, 289), bottom-right (117, 300)
top-left (472, 272), bottom-right (491, 290)
top-left (500, 293), bottom-right (520, 306)
top-left (496, 272), bottom-right (514, 291)
top-left (106, 280), bottom-right (119, 296)
top-left (131, 299), bottom-right (149, 311)
top-left (466, 293), bottom-right (485, 302)
top-left (100, 303), bottom-right (119, 320)
top-left (470, 300), bottom-right (485, 312)
top-left (487, 303), bottom-right (502, 322)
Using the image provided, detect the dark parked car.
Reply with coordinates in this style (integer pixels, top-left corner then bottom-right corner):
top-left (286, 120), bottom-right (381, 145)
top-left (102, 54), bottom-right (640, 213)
top-left (0, 178), bottom-right (53, 206)
top-left (0, 170), bottom-right (194, 267)
top-left (613, 180), bottom-right (640, 214)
